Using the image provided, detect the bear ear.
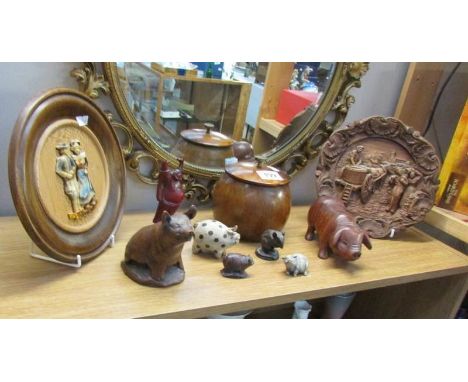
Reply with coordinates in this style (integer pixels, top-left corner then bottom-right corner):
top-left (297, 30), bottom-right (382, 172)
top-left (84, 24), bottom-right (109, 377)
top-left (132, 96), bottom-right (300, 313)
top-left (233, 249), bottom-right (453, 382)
top-left (162, 211), bottom-right (171, 226)
top-left (185, 205), bottom-right (197, 220)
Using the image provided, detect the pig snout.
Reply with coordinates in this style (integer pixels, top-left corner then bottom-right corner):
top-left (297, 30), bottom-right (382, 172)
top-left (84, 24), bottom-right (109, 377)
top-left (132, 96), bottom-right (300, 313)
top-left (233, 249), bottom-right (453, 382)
top-left (351, 251), bottom-right (361, 260)
top-left (349, 244), bottom-right (361, 261)
top-left (230, 232), bottom-right (240, 244)
top-left (180, 230), bottom-right (193, 241)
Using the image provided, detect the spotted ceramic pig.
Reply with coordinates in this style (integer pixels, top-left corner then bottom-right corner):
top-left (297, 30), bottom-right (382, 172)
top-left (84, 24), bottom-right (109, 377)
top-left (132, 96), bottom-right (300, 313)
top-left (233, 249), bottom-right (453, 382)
top-left (192, 220), bottom-right (240, 259)
top-left (282, 253), bottom-right (309, 276)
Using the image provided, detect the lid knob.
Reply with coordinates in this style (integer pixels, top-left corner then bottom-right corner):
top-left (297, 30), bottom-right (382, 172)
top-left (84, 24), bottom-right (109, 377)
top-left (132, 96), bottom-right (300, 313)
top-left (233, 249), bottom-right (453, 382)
top-left (256, 157), bottom-right (266, 168)
top-left (204, 122), bottom-right (214, 135)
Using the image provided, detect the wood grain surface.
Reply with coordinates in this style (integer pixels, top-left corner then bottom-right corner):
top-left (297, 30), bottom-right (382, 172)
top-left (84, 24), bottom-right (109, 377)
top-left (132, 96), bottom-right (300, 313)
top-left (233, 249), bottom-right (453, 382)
top-left (0, 206), bottom-right (467, 318)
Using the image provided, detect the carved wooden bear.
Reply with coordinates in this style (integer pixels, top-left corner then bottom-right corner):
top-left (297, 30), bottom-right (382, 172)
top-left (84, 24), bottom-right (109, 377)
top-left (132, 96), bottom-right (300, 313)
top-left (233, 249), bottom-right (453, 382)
top-left (255, 229), bottom-right (285, 261)
top-left (122, 205), bottom-right (197, 287)
top-left (305, 196), bottom-right (372, 261)
top-left (220, 253), bottom-right (254, 279)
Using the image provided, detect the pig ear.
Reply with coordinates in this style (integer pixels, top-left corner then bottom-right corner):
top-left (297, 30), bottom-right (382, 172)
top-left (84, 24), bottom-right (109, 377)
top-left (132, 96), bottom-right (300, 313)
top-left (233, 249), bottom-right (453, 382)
top-left (162, 211), bottom-right (171, 225)
top-left (331, 228), bottom-right (346, 248)
top-left (230, 225), bottom-right (238, 232)
top-left (362, 231), bottom-right (372, 249)
top-left (185, 205), bottom-right (197, 220)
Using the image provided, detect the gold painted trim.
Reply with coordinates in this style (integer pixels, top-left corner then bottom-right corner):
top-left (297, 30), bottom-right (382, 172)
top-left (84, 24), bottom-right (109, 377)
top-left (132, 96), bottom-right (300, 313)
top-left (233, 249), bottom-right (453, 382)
top-left (71, 63), bottom-right (109, 99)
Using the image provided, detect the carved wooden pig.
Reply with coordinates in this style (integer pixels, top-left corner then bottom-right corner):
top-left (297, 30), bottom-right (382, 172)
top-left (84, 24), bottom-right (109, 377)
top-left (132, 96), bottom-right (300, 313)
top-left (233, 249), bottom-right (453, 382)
top-left (122, 205), bottom-right (197, 287)
top-left (220, 253), bottom-right (254, 279)
top-left (305, 196), bottom-right (372, 261)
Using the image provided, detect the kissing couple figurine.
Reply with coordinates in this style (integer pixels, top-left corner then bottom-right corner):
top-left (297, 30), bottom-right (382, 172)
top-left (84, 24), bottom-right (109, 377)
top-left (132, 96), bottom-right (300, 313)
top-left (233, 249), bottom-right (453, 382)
top-left (55, 139), bottom-right (97, 220)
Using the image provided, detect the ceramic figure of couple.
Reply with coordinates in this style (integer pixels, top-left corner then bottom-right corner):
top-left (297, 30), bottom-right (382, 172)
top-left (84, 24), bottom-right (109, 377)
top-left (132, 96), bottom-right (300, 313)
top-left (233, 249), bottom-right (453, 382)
top-left (55, 139), bottom-right (97, 220)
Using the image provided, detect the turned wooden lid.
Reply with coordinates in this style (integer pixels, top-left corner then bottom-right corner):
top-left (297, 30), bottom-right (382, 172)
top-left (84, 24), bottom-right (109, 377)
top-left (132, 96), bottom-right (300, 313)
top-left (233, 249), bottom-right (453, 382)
top-left (180, 123), bottom-right (234, 148)
top-left (225, 160), bottom-right (290, 186)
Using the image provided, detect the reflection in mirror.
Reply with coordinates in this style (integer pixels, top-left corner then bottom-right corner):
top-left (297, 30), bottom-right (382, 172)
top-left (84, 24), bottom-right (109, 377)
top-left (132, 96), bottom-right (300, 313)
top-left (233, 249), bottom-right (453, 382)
top-left (115, 62), bottom-right (335, 169)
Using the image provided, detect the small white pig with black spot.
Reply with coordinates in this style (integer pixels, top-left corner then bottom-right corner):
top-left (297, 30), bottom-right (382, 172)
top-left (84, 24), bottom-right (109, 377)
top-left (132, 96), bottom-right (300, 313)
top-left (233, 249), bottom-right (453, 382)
top-left (192, 219), bottom-right (240, 259)
top-left (282, 253), bottom-right (309, 276)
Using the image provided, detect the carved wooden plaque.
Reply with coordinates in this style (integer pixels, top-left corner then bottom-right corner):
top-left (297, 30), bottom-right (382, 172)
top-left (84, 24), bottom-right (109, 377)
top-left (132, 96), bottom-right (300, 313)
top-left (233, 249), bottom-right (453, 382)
top-left (9, 88), bottom-right (126, 263)
top-left (316, 116), bottom-right (440, 238)
top-left (34, 119), bottom-right (110, 233)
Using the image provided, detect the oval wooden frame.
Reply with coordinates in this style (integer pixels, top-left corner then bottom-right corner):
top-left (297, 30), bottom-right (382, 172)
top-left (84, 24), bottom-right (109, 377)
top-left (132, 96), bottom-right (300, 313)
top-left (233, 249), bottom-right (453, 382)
top-left (102, 63), bottom-right (369, 181)
top-left (9, 88), bottom-right (126, 263)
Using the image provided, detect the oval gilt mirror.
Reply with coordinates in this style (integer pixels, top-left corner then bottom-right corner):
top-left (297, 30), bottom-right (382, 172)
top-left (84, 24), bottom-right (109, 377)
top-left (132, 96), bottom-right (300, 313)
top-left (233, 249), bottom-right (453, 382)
top-left (74, 62), bottom-right (368, 200)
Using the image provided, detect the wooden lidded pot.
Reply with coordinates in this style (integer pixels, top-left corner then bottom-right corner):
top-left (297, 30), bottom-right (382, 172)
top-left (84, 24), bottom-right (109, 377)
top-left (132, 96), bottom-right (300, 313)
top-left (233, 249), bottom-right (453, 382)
top-left (174, 123), bottom-right (234, 168)
top-left (212, 144), bottom-right (291, 242)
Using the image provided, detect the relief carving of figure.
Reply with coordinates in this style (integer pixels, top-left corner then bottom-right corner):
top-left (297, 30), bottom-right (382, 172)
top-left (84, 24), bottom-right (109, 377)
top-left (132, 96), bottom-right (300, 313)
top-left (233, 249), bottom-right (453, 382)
top-left (386, 167), bottom-right (423, 214)
top-left (361, 165), bottom-right (387, 203)
top-left (348, 145), bottom-right (364, 165)
top-left (55, 140), bottom-right (98, 220)
top-left (55, 143), bottom-right (81, 216)
top-left (70, 139), bottom-right (97, 211)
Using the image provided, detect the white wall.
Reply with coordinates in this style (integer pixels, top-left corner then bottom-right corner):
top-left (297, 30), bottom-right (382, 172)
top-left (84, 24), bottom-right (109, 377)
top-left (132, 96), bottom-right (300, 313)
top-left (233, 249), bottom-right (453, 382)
top-left (0, 62), bottom-right (409, 216)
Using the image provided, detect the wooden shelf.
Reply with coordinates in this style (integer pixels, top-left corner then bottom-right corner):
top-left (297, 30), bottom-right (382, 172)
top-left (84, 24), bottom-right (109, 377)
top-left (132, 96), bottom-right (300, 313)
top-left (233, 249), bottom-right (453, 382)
top-left (132, 62), bottom-right (251, 140)
top-left (0, 206), bottom-right (467, 318)
top-left (252, 62), bottom-right (294, 152)
top-left (258, 118), bottom-right (285, 138)
top-left (424, 206), bottom-right (468, 243)
top-left (150, 62), bottom-right (250, 86)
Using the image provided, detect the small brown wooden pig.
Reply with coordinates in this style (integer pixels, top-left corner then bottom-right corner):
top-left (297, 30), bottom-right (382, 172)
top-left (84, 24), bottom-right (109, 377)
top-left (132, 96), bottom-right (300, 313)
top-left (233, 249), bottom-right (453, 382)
top-left (122, 205), bottom-right (197, 287)
top-left (305, 196), bottom-right (372, 261)
top-left (220, 253), bottom-right (254, 279)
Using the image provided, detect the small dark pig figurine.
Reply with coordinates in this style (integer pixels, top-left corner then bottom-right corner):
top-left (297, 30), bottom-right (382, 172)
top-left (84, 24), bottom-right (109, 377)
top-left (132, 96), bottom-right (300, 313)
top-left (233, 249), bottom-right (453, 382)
top-left (220, 253), bottom-right (254, 279)
top-left (122, 205), bottom-right (197, 287)
top-left (305, 196), bottom-right (372, 261)
top-left (255, 229), bottom-right (285, 261)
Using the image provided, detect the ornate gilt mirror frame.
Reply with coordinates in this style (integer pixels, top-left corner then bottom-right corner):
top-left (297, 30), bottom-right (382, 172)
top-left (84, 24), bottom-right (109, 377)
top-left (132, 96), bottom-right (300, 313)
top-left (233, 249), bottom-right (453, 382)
top-left (71, 62), bottom-right (368, 202)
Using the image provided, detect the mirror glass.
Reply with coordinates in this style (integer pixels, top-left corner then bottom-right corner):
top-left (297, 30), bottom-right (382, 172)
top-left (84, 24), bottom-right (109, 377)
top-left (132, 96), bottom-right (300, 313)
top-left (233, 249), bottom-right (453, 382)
top-left (115, 62), bottom-right (336, 169)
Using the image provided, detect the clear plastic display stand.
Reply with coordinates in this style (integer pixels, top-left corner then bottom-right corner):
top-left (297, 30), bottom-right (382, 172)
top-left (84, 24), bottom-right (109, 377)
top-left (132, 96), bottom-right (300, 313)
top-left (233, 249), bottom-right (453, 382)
top-left (29, 234), bottom-right (115, 269)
